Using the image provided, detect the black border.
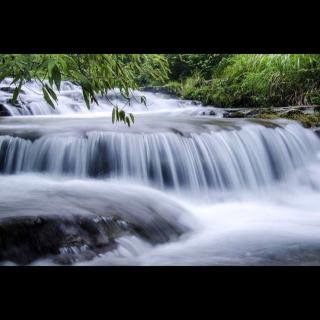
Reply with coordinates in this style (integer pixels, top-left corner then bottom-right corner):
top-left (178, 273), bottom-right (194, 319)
top-left (1, 5), bottom-right (320, 304)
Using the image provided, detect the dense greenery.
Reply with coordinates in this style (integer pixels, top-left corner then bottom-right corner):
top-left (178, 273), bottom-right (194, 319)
top-left (2, 54), bottom-right (320, 126)
top-left (164, 54), bottom-right (320, 108)
top-left (0, 54), bottom-right (168, 125)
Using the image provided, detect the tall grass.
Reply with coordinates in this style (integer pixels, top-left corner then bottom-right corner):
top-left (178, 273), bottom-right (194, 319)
top-left (180, 54), bottom-right (320, 107)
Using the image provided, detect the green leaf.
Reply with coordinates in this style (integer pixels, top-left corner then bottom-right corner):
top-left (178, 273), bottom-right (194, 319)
top-left (125, 116), bottom-right (130, 127)
top-left (42, 87), bottom-right (56, 109)
top-left (141, 95), bottom-right (147, 106)
top-left (119, 110), bottom-right (125, 121)
top-left (112, 107), bottom-right (116, 124)
top-left (12, 80), bottom-right (23, 103)
top-left (47, 59), bottom-right (56, 78)
top-left (90, 93), bottom-right (98, 105)
top-left (10, 74), bottom-right (21, 86)
top-left (116, 107), bottom-right (119, 121)
top-left (129, 113), bottom-right (134, 123)
top-left (52, 65), bottom-right (61, 91)
top-left (82, 89), bottom-right (90, 109)
top-left (45, 84), bottom-right (57, 102)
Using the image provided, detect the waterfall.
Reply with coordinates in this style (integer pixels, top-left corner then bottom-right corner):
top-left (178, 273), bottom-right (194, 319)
top-left (0, 122), bottom-right (318, 194)
top-left (1, 78), bottom-right (320, 265)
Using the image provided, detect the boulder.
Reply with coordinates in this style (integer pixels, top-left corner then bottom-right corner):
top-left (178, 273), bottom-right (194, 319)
top-left (0, 208), bottom-right (188, 265)
top-left (0, 214), bottom-right (132, 265)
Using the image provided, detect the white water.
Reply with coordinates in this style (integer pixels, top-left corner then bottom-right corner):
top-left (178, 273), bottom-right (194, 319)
top-left (1, 80), bottom-right (320, 265)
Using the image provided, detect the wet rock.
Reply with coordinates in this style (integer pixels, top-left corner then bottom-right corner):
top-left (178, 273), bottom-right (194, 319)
top-left (0, 214), bottom-right (132, 265)
top-left (0, 86), bottom-right (25, 95)
top-left (140, 86), bottom-right (172, 95)
top-left (314, 128), bottom-right (320, 138)
top-left (0, 210), bottom-right (188, 265)
top-left (6, 98), bottom-right (23, 109)
top-left (244, 109), bottom-right (261, 117)
top-left (0, 103), bottom-right (10, 116)
top-left (223, 110), bottom-right (246, 118)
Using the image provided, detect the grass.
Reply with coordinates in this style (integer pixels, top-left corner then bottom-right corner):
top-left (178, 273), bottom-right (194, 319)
top-left (166, 54), bottom-right (320, 109)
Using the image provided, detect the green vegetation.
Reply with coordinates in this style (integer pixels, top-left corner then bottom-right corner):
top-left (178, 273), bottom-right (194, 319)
top-left (0, 54), bottom-right (168, 125)
top-left (2, 54), bottom-right (320, 127)
top-left (164, 54), bottom-right (320, 108)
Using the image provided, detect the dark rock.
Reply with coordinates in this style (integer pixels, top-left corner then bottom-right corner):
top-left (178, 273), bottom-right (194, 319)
top-left (0, 103), bottom-right (10, 116)
top-left (0, 87), bottom-right (25, 95)
top-left (314, 128), bottom-right (320, 138)
top-left (209, 110), bottom-right (216, 116)
top-left (140, 86), bottom-right (172, 95)
top-left (223, 110), bottom-right (246, 118)
top-left (244, 109), bottom-right (261, 117)
top-left (6, 98), bottom-right (23, 109)
top-left (0, 214), bottom-right (132, 265)
top-left (0, 210), bottom-right (188, 265)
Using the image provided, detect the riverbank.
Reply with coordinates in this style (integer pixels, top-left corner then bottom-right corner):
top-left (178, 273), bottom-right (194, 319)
top-left (140, 86), bottom-right (320, 131)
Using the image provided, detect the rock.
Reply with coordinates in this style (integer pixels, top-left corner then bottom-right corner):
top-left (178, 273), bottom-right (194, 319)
top-left (209, 110), bottom-right (216, 116)
top-left (244, 108), bottom-right (261, 117)
top-left (314, 128), bottom-right (320, 138)
top-left (0, 214), bottom-right (132, 265)
top-left (0, 103), bottom-right (10, 116)
top-left (223, 110), bottom-right (246, 118)
top-left (0, 86), bottom-right (25, 95)
top-left (140, 86), bottom-right (172, 95)
top-left (6, 98), bottom-right (24, 108)
top-left (0, 208), bottom-right (188, 265)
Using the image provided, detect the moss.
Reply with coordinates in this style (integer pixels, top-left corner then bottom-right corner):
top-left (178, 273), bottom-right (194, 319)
top-left (253, 110), bottom-right (320, 128)
top-left (283, 113), bottom-right (320, 128)
top-left (256, 113), bottom-right (279, 120)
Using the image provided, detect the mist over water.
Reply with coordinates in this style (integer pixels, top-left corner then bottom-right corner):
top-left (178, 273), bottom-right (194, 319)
top-left (1, 80), bottom-right (320, 265)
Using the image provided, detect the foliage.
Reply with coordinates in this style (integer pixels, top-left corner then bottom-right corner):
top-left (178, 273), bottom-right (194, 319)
top-left (173, 54), bottom-right (320, 108)
top-left (0, 54), bottom-right (169, 125)
top-left (166, 54), bottom-right (230, 80)
top-left (3, 54), bottom-right (320, 120)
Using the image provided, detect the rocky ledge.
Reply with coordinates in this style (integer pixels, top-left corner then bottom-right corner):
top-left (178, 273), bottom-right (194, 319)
top-left (0, 213), bottom-right (187, 265)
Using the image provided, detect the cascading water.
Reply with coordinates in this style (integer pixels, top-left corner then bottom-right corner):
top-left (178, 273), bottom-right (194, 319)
top-left (1, 80), bottom-right (320, 265)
